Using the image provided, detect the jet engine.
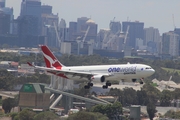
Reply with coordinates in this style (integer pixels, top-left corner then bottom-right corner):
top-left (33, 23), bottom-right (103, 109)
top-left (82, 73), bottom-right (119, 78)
top-left (91, 75), bottom-right (105, 83)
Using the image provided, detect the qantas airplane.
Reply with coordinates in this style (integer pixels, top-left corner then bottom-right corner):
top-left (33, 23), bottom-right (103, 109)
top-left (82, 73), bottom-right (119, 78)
top-left (27, 45), bottom-right (155, 89)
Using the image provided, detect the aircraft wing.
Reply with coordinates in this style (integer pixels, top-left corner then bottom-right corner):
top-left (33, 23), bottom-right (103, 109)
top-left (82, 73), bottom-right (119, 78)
top-left (27, 62), bottom-right (112, 79)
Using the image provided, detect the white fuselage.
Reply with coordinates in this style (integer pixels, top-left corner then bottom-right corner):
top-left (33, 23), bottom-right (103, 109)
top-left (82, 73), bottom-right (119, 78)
top-left (61, 63), bottom-right (155, 82)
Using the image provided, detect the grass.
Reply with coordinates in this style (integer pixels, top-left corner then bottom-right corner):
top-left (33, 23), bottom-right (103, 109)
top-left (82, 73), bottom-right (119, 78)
top-left (161, 67), bottom-right (180, 75)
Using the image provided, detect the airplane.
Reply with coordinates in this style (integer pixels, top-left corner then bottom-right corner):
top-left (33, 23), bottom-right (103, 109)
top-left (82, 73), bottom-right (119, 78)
top-left (27, 45), bottom-right (155, 89)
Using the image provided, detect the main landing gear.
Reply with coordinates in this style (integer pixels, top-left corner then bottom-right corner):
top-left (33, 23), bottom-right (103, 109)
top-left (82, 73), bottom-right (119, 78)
top-left (102, 81), bottom-right (111, 89)
top-left (139, 78), bottom-right (144, 84)
top-left (132, 78), bottom-right (144, 84)
top-left (84, 82), bottom-right (93, 89)
top-left (84, 81), bottom-right (112, 89)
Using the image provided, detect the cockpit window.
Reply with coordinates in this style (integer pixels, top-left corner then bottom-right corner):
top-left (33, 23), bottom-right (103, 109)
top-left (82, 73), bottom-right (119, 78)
top-left (145, 67), bottom-right (152, 69)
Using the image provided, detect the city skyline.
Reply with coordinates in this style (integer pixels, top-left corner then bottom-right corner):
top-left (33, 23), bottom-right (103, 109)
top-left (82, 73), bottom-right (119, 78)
top-left (6, 0), bottom-right (180, 35)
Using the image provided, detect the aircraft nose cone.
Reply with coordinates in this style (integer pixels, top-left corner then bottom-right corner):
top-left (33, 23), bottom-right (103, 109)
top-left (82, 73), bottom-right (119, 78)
top-left (151, 69), bottom-right (155, 74)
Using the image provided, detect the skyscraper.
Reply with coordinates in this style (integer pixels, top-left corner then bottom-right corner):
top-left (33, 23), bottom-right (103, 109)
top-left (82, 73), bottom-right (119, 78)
top-left (162, 31), bottom-right (179, 56)
top-left (77, 17), bottom-right (89, 33)
top-left (59, 19), bottom-right (69, 42)
top-left (41, 5), bottom-right (52, 14)
top-left (69, 22), bottom-right (77, 41)
top-left (20, 0), bottom-right (41, 17)
top-left (20, 0), bottom-right (41, 35)
top-left (0, 11), bottom-right (10, 35)
top-left (144, 27), bottom-right (160, 45)
top-left (0, 0), bottom-right (5, 8)
top-left (174, 28), bottom-right (180, 36)
top-left (109, 21), bottom-right (121, 34)
top-left (122, 21), bottom-right (144, 48)
top-left (144, 27), bottom-right (160, 53)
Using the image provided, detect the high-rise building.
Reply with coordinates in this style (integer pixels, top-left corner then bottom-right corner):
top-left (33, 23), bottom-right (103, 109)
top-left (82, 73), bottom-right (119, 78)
top-left (20, 0), bottom-right (41, 35)
top-left (109, 21), bottom-right (121, 34)
top-left (59, 18), bottom-right (66, 28)
top-left (162, 31), bottom-right (179, 56)
top-left (1, 7), bottom-right (14, 34)
top-left (17, 16), bottom-right (39, 36)
top-left (0, 11), bottom-right (10, 35)
top-left (80, 19), bottom-right (98, 43)
top-left (40, 3), bottom-right (59, 47)
top-left (82, 19), bottom-right (97, 35)
top-left (77, 17), bottom-right (89, 33)
top-left (69, 22), bottom-right (77, 41)
top-left (174, 28), bottom-right (180, 36)
top-left (0, 0), bottom-right (5, 8)
top-left (144, 27), bottom-right (160, 53)
top-left (122, 21), bottom-right (144, 48)
top-left (144, 27), bottom-right (160, 45)
top-left (41, 5), bottom-right (52, 14)
top-left (20, 0), bottom-right (41, 17)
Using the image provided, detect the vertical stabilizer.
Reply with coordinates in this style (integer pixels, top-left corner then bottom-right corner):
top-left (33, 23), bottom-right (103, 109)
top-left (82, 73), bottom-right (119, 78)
top-left (40, 45), bottom-right (65, 69)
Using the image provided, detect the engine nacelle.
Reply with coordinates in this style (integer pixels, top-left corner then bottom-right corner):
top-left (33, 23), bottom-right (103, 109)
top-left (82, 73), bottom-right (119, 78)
top-left (91, 75), bottom-right (105, 83)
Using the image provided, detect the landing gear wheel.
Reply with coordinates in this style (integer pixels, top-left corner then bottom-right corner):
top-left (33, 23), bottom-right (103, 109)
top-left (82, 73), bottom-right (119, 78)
top-left (84, 85), bottom-right (90, 89)
top-left (132, 79), bottom-right (136, 82)
top-left (88, 82), bottom-right (93, 87)
top-left (140, 81), bottom-right (144, 84)
top-left (102, 85), bottom-right (108, 89)
top-left (106, 82), bottom-right (111, 86)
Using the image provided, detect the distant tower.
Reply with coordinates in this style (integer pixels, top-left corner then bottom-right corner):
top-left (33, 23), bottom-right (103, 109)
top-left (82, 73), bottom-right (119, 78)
top-left (69, 22), bottom-right (77, 41)
top-left (59, 19), bottom-right (69, 42)
top-left (162, 31), bottom-right (179, 57)
top-left (77, 17), bottom-right (89, 33)
top-left (109, 21), bottom-right (121, 34)
top-left (59, 18), bottom-right (66, 28)
top-left (144, 27), bottom-right (160, 53)
top-left (0, 0), bottom-right (5, 8)
top-left (20, 0), bottom-right (41, 17)
top-left (41, 5), bottom-right (52, 14)
top-left (0, 1), bottom-right (14, 34)
top-left (122, 21), bottom-right (144, 48)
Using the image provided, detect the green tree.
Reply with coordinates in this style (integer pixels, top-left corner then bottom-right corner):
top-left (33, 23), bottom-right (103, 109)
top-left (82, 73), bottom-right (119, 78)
top-left (91, 102), bottom-right (122, 119)
top-left (172, 88), bottom-right (180, 99)
top-left (123, 87), bottom-right (138, 106)
top-left (137, 90), bottom-right (148, 105)
top-left (2, 98), bottom-right (16, 113)
top-left (34, 111), bottom-right (59, 120)
top-left (147, 102), bottom-right (157, 120)
top-left (17, 109), bottom-right (36, 120)
top-left (142, 83), bottom-right (160, 104)
top-left (160, 90), bottom-right (172, 106)
top-left (0, 69), bottom-right (15, 90)
top-left (67, 111), bottom-right (109, 120)
top-left (164, 110), bottom-right (180, 119)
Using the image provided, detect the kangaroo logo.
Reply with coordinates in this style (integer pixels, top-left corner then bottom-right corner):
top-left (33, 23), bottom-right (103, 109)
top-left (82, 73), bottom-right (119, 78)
top-left (42, 52), bottom-right (58, 68)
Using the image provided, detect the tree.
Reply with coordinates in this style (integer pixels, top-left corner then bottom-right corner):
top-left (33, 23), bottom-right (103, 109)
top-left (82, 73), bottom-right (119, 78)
top-left (67, 111), bottom-right (109, 120)
top-left (16, 109), bottom-right (36, 120)
top-left (147, 102), bottom-right (157, 120)
top-left (2, 98), bottom-right (16, 113)
top-left (137, 90), bottom-right (148, 105)
top-left (164, 110), bottom-right (180, 119)
top-left (160, 90), bottom-right (172, 106)
top-left (123, 87), bottom-right (138, 106)
top-left (34, 111), bottom-right (59, 120)
top-left (142, 83), bottom-right (160, 104)
top-left (91, 102), bottom-right (122, 119)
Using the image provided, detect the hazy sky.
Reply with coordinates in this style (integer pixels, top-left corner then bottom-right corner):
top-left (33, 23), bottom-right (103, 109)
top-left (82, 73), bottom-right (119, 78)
top-left (6, 0), bottom-right (180, 34)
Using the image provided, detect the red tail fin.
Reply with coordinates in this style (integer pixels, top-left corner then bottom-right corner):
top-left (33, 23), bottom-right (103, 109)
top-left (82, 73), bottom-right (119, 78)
top-left (40, 45), bottom-right (64, 69)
